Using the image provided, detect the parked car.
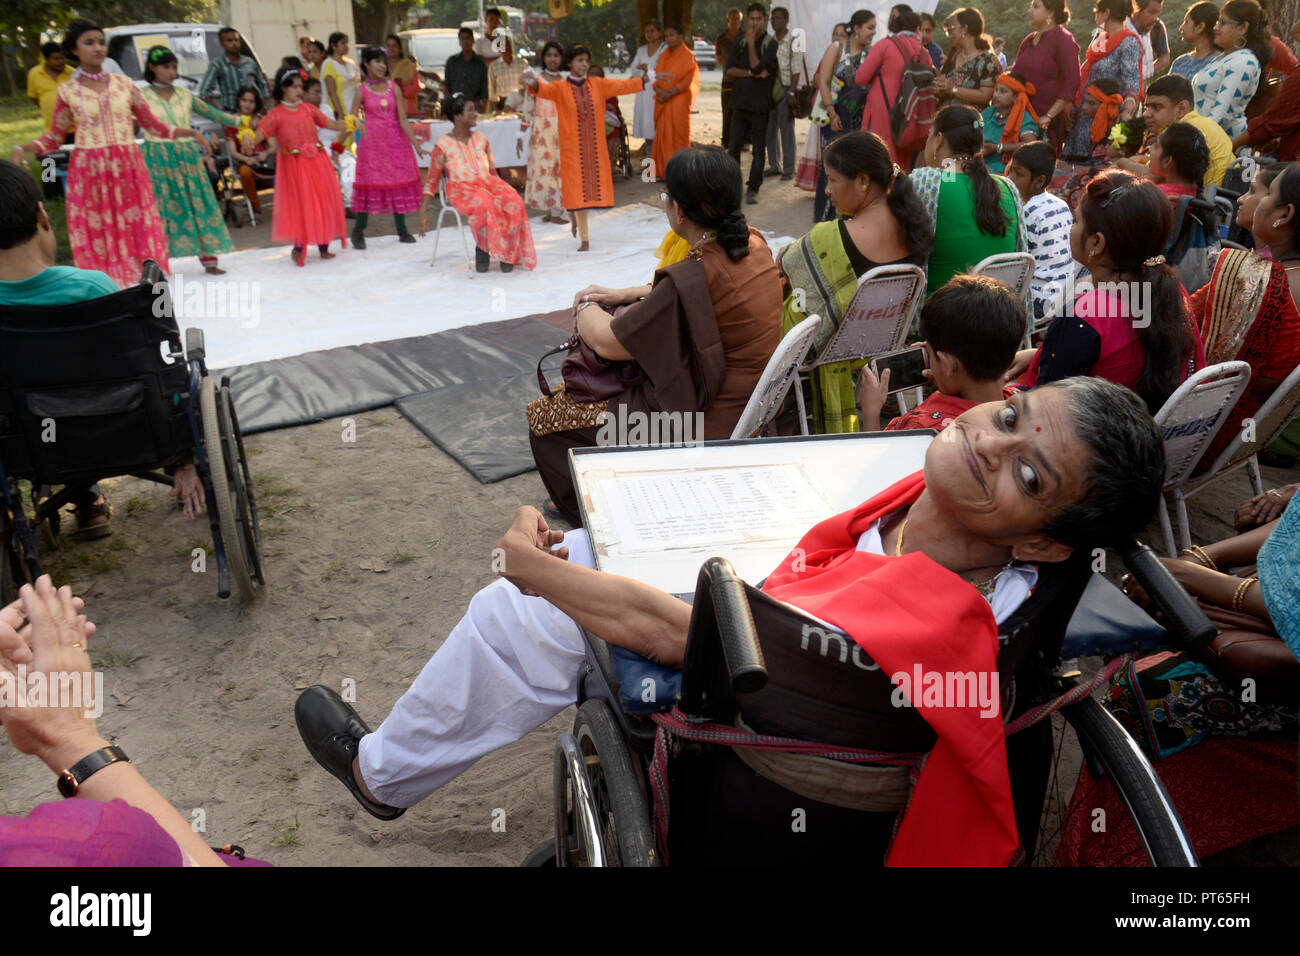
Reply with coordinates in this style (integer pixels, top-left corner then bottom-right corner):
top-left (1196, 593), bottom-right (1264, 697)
top-left (104, 23), bottom-right (268, 95)
top-left (693, 37), bottom-right (716, 69)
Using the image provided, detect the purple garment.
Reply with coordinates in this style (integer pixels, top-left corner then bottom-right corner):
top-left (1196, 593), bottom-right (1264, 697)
top-left (1011, 26), bottom-right (1082, 117)
top-left (352, 80), bottom-right (423, 214)
top-left (0, 798), bottom-right (271, 867)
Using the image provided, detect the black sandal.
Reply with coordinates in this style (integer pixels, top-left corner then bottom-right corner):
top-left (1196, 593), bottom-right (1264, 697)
top-left (72, 497), bottom-right (113, 539)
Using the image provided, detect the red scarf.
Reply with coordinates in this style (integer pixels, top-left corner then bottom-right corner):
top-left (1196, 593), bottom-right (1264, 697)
top-left (1078, 26), bottom-right (1142, 104)
top-left (762, 471), bottom-right (1020, 866)
top-left (1087, 83), bottom-right (1125, 145)
top-left (996, 74), bottom-right (1039, 147)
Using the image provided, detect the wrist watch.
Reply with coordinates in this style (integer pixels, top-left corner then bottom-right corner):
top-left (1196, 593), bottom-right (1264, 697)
top-left (57, 746), bottom-right (129, 798)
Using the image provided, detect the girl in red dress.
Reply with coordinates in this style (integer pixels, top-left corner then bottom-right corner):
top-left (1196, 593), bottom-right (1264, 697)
top-left (252, 67), bottom-right (352, 266)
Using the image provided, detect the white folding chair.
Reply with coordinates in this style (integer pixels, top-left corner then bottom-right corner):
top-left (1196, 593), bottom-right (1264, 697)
top-left (792, 264), bottom-right (926, 435)
top-left (730, 316), bottom-right (821, 440)
top-left (429, 176), bottom-right (473, 272)
top-left (1151, 361), bottom-right (1252, 556)
top-left (970, 252), bottom-right (1038, 348)
top-left (1162, 361), bottom-right (1300, 553)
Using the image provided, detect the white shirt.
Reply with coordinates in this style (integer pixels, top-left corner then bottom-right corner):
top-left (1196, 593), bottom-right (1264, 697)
top-left (1023, 192), bottom-right (1075, 311)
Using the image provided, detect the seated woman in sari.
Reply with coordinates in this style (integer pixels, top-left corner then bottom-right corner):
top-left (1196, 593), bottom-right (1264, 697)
top-left (909, 105), bottom-right (1027, 297)
top-left (417, 93), bottom-right (536, 273)
top-left (298, 376), bottom-right (1167, 866)
top-left (1189, 162), bottom-right (1300, 471)
top-left (1005, 170), bottom-right (1206, 413)
top-left (1061, 496), bottom-right (1300, 865)
top-left (527, 147), bottom-right (782, 524)
top-left (779, 130), bottom-right (934, 433)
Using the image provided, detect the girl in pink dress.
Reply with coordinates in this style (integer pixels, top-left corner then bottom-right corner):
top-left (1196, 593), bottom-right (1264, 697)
top-left (348, 46), bottom-right (429, 248)
top-left (11, 19), bottom-right (205, 288)
top-left (417, 93), bottom-right (536, 272)
top-left (253, 67), bottom-right (352, 266)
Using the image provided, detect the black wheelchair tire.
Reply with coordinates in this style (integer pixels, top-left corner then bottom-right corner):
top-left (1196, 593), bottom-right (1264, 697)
top-left (218, 384), bottom-right (265, 586)
top-left (1061, 696), bottom-right (1198, 867)
top-left (519, 838), bottom-right (558, 867)
top-left (199, 376), bottom-right (254, 601)
top-left (572, 699), bottom-right (658, 867)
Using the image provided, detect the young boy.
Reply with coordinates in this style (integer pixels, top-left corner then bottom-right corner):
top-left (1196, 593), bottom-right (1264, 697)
top-left (855, 275), bottom-right (1025, 433)
top-left (1062, 77), bottom-right (1121, 162)
top-left (1006, 141), bottom-right (1074, 322)
top-left (303, 76), bottom-right (324, 108)
top-left (981, 72), bottom-right (1038, 173)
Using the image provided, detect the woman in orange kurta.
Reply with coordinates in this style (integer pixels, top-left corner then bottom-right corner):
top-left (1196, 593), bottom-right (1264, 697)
top-left (652, 26), bottom-right (699, 181)
top-left (529, 43), bottom-right (644, 250)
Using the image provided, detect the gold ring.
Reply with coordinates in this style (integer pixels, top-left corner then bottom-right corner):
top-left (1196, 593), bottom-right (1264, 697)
top-left (71, 642), bottom-right (83, 648)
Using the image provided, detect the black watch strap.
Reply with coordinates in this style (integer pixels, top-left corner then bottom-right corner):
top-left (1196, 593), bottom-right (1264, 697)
top-left (57, 746), bottom-right (129, 798)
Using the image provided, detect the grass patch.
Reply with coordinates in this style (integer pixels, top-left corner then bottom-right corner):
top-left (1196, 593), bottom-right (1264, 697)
top-left (123, 494), bottom-right (153, 517)
top-left (43, 540), bottom-right (125, 580)
top-left (387, 551), bottom-right (416, 566)
top-left (177, 537), bottom-right (208, 559)
top-left (270, 814), bottom-right (302, 848)
top-left (252, 474), bottom-right (296, 521)
top-left (163, 592), bottom-right (181, 608)
top-left (90, 646), bottom-right (146, 669)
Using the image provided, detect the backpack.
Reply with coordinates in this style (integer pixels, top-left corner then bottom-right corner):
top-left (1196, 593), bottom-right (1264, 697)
top-left (878, 36), bottom-right (936, 152)
top-left (1164, 191), bottom-right (1221, 295)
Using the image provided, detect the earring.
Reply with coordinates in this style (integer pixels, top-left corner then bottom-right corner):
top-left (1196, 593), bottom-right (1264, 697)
top-left (1275, 219), bottom-right (1285, 229)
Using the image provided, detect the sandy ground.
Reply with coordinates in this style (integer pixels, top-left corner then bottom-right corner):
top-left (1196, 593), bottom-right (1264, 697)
top-left (2, 78), bottom-right (1296, 866)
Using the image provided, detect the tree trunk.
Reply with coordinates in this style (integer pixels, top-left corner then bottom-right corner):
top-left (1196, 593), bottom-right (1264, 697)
top-left (663, 0), bottom-right (694, 38)
top-left (351, 0), bottom-right (415, 44)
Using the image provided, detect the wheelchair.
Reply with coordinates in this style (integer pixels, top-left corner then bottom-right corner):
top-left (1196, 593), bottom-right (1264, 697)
top-left (532, 540), bottom-right (1215, 867)
top-left (0, 262), bottom-right (265, 603)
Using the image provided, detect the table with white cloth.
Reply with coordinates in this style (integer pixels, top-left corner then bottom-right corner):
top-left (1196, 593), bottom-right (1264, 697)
top-left (409, 116), bottom-right (530, 168)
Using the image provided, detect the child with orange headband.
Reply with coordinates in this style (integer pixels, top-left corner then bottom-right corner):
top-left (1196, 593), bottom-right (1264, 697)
top-left (1061, 77), bottom-right (1123, 162)
top-left (980, 72), bottom-right (1039, 174)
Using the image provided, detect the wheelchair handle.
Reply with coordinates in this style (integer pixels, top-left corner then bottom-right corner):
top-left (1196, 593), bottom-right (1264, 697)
top-left (681, 558), bottom-right (767, 709)
top-left (1118, 540), bottom-right (1218, 649)
top-left (138, 260), bottom-right (164, 288)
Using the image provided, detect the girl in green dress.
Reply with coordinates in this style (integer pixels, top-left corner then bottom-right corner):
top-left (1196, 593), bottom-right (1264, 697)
top-left (140, 46), bottom-right (238, 275)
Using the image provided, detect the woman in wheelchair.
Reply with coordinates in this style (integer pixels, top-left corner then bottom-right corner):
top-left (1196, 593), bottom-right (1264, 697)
top-left (297, 376), bottom-right (1165, 863)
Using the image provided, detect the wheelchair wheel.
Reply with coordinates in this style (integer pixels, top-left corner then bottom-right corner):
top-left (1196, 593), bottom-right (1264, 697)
top-left (554, 699), bottom-right (657, 866)
top-left (199, 376), bottom-right (257, 601)
top-left (1036, 697), bottom-right (1197, 867)
top-left (217, 380), bottom-right (265, 587)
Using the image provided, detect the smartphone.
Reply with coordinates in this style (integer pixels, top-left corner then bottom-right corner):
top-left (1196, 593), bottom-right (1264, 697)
top-left (870, 346), bottom-right (928, 393)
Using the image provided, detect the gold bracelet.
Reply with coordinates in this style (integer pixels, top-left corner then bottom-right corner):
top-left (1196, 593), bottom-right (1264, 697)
top-left (1180, 545), bottom-right (1217, 571)
top-left (1231, 576), bottom-right (1258, 613)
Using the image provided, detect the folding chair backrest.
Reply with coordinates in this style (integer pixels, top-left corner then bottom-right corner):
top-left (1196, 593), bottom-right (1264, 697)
top-left (730, 316), bottom-right (820, 439)
top-left (1153, 361), bottom-right (1252, 488)
top-left (0, 277), bottom-right (191, 486)
top-left (970, 252), bottom-right (1036, 301)
top-left (802, 264), bottom-right (925, 371)
top-left (1201, 361), bottom-right (1300, 476)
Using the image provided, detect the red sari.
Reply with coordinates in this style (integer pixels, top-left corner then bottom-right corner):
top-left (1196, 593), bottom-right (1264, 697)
top-left (1189, 250), bottom-right (1300, 469)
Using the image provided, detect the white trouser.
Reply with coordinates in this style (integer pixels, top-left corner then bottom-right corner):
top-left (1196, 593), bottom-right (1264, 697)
top-left (357, 530), bottom-right (595, 807)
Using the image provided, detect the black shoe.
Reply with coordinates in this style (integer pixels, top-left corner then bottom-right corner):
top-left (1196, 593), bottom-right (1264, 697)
top-left (501, 262), bottom-right (513, 273)
top-left (351, 231), bottom-right (366, 250)
top-left (764, 168), bottom-right (780, 177)
top-left (398, 233), bottom-right (416, 243)
top-left (781, 172), bottom-right (794, 181)
top-left (475, 246), bottom-right (490, 273)
top-left (746, 190), bottom-right (759, 205)
top-left (295, 685), bottom-right (405, 821)
top-left (345, 209), bottom-right (356, 220)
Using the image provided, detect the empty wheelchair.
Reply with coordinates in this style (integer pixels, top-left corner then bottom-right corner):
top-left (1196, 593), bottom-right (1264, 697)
top-left (0, 261), bottom-right (265, 603)
top-left (533, 540), bottom-right (1213, 867)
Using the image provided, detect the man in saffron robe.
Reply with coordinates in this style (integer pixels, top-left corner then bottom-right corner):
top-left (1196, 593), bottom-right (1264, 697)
top-left (296, 378), bottom-right (1165, 866)
top-left (651, 24), bottom-right (699, 181)
top-left (528, 43), bottom-right (644, 250)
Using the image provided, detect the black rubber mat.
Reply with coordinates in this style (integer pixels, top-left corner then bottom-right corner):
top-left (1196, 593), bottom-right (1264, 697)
top-left (218, 311), bottom-right (569, 482)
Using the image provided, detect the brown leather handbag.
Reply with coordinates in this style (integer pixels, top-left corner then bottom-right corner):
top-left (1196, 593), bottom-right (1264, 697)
top-left (535, 331), bottom-right (646, 404)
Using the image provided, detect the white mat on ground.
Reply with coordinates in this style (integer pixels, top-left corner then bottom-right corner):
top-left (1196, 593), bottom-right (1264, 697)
top-left (165, 203), bottom-right (794, 370)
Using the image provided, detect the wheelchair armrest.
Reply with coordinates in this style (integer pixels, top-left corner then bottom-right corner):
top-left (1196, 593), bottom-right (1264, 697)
top-left (185, 327), bottom-right (206, 364)
top-left (1118, 540), bottom-right (1217, 649)
top-left (679, 558), bottom-right (767, 713)
top-left (138, 260), bottom-right (164, 288)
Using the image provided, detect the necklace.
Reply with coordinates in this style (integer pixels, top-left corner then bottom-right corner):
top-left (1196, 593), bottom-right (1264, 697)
top-left (686, 231), bottom-right (717, 258)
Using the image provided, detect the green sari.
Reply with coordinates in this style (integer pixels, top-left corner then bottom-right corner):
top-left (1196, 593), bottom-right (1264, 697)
top-left (778, 220), bottom-right (871, 433)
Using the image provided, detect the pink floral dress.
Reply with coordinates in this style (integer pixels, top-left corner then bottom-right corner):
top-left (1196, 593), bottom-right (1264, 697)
top-left (32, 73), bottom-right (179, 288)
top-left (523, 70), bottom-right (564, 216)
top-left (431, 130), bottom-right (536, 269)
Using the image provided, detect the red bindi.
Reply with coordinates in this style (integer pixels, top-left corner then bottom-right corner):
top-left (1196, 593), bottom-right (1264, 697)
top-left (1036, 426), bottom-right (1042, 432)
